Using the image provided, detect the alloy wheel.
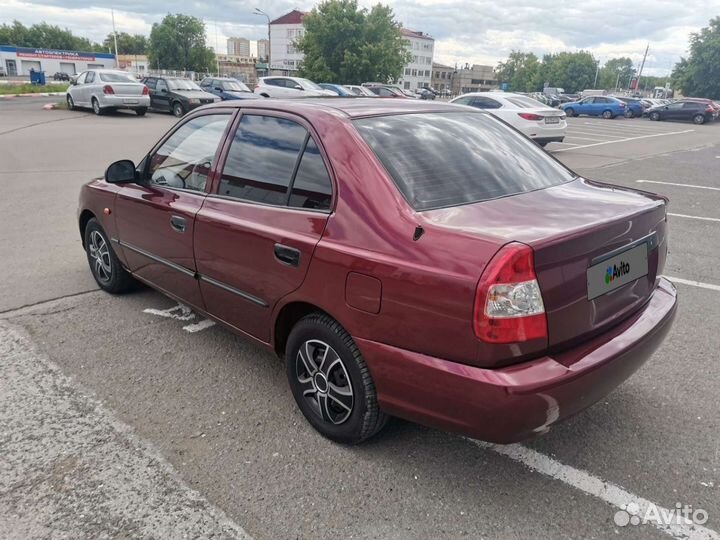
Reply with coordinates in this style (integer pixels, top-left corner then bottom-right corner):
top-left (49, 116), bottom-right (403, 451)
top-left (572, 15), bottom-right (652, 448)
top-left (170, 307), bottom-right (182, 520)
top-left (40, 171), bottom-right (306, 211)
top-left (295, 339), bottom-right (354, 425)
top-left (88, 230), bottom-right (112, 283)
top-left (92, 99), bottom-right (100, 115)
top-left (67, 95), bottom-right (74, 110)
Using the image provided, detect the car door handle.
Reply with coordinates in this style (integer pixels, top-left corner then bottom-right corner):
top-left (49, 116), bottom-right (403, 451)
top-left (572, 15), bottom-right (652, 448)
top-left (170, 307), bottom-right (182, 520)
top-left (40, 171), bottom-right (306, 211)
top-left (170, 215), bottom-right (186, 233)
top-left (274, 244), bottom-right (300, 267)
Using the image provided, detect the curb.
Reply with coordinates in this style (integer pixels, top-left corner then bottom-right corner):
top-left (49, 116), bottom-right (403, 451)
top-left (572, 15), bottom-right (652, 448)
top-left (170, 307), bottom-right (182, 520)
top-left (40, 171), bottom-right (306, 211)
top-left (0, 92), bottom-right (65, 99)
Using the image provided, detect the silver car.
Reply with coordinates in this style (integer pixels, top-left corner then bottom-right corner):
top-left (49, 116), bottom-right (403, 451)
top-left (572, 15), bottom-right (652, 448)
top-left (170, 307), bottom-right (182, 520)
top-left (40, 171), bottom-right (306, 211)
top-left (66, 70), bottom-right (150, 116)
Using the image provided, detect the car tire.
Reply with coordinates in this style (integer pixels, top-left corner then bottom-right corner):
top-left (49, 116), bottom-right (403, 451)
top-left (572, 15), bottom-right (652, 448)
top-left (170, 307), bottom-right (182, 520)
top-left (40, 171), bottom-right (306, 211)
top-left (602, 109), bottom-right (614, 119)
top-left (625, 109), bottom-right (635, 118)
top-left (84, 218), bottom-right (135, 294)
top-left (66, 94), bottom-right (75, 111)
top-left (286, 313), bottom-right (388, 444)
top-left (135, 107), bottom-right (147, 116)
top-left (693, 114), bottom-right (706, 125)
top-left (172, 102), bottom-right (184, 117)
top-left (649, 112), bottom-right (661, 121)
top-left (92, 98), bottom-right (103, 115)
top-left (565, 108), bottom-right (574, 117)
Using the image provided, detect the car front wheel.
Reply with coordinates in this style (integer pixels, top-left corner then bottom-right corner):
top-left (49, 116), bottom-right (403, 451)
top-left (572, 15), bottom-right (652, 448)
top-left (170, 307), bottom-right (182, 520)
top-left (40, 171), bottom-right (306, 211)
top-left (173, 102), bottom-right (184, 117)
top-left (286, 313), bottom-right (387, 444)
top-left (564, 108), bottom-right (574, 117)
top-left (649, 111), bottom-right (661, 121)
top-left (84, 218), bottom-right (135, 294)
top-left (66, 94), bottom-right (75, 110)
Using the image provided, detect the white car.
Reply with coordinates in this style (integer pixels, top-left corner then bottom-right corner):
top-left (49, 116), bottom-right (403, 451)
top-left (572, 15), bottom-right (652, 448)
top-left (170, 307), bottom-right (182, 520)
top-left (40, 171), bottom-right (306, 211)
top-left (253, 76), bottom-right (335, 98)
top-left (344, 85), bottom-right (377, 97)
top-left (66, 69), bottom-right (150, 116)
top-left (450, 92), bottom-right (567, 147)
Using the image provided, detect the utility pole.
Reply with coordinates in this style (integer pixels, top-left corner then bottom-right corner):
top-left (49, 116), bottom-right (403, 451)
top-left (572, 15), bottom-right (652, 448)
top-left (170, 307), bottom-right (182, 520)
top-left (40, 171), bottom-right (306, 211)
top-left (111, 9), bottom-right (119, 68)
top-left (214, 21), bottom-right (220, 76)
top-left (593, 59), bottom-right (600, 88)
top-left (636, 43), bottom-right (650, 93)
top-left (254, 8), bottom-right (271, 74)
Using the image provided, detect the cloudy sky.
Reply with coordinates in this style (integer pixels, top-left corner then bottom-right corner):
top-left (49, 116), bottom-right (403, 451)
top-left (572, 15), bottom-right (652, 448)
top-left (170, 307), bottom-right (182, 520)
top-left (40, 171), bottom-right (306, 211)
top-left (3, 0), bottom-right (718, 75)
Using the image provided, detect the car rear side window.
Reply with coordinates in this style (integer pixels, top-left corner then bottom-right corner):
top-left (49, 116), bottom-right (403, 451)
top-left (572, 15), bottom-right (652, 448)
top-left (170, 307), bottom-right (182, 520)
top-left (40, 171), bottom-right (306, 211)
top-left (218, 115), bottom-right (307, 205)
top-left (289, 138), bottom-right (332, 210)
top-left (354, 112), bottom-right (575, 211)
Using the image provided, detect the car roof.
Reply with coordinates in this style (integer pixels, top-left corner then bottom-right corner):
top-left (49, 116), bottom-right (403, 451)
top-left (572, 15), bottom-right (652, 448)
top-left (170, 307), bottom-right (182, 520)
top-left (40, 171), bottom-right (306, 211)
top-left (208, 97), bottom-right (474, 119)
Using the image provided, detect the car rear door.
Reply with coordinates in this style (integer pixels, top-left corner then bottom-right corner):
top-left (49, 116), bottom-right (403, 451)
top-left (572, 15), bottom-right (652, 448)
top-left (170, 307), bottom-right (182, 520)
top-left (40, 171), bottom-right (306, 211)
top-left (114, 110), bottom-right (235, 308)
top-left (194, 111), bottom-right (333, 341)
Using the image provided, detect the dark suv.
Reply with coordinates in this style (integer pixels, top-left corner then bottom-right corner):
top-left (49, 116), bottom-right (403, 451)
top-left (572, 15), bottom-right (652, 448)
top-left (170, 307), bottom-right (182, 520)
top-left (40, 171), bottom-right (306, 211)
top-left (647, 100), bottom-right (717, 124)
top-left (199, 77), bottom-right (260, 101)
top-left (141, 76), bottom-right (217, 117)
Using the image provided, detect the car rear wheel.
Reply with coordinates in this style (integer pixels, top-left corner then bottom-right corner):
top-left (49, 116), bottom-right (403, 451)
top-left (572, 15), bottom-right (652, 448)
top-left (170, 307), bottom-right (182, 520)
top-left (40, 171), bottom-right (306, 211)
top-left (66, 94), bottom-right (75, 110)
top-left (602, 109), bottom-right (614, 119)
top-left (564, 108), bottom-right (574, 117)
top-left (625, 109), bottom-right (635, 118)
top-left (92, 98), bottom-right (103, 115)
top-left (135, 107), bottom-right (147, 116)
top-left (172, 102), bottom-right (184, 117)
top-left (286, 313), bottom-right (388, 444)
top-left (693, 114), bottom-right (706, 125)
top-left (84, 218), bottom-right (135, 294)
top-left (649, 111), bottom-right (661, 121)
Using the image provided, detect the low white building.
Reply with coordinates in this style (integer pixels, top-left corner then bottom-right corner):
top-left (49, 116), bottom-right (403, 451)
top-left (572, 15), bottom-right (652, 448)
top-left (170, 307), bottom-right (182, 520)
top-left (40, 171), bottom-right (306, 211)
top-left (397, 29), bottom-right (434, 90)
top-left (0, 45), bottom-right (116, 76)
top-left (269, 10), bottom-right (305, 74)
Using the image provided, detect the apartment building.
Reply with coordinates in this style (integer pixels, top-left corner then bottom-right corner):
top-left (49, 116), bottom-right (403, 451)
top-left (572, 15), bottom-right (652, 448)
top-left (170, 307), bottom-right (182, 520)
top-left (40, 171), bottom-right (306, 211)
top-left (397, 29), bottom-right (434, 90)
top-left (227, 37), bottom-right (250, 57)
top-left (269, 10), bottom-right (305, 73)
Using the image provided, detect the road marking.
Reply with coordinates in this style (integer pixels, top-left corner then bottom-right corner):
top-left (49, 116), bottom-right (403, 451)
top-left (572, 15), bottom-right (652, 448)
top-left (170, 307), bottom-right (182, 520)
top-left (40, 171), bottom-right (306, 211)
top-left (144, 303), bottom-right (216, 332)
top-left (554, 130), bottom-right (694, 152)
top-left (0, 322), bottom-right (253, 539)
top-left (563, 135), bottom-right (616, 142)
top-left (666, 276), bottom-right (720, 292)
top-left (551, 141), bottom-right (580, 146)
top-left (668, 213), bottom-right (720, 223)
top-left (472, 440), bottom-right (720, 540)
top-left (183, 319), bottom-right (217, 333)
top-left (637, 180), bottom-right (720, 192)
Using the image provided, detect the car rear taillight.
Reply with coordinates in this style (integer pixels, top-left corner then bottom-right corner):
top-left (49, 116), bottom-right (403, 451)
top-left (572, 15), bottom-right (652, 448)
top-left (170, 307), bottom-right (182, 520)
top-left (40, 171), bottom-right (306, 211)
top-left (518, 112), bottom-right (544, 121)
top-left (619, 102), bottom-right (625, 107)
top-left (473, 242), bottom-right (547, 344)
top-left (102, 85), bottom-right (114, 95)
top-left (142, 85), bottom-right (149, 95)
top-left (706, 106), bottom-right (714, 113)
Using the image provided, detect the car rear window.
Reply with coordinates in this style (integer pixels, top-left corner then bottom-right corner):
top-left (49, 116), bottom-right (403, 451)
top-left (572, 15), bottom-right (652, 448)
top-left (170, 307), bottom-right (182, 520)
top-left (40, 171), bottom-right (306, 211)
top-left (99, 72), bottom-right (136, 83)
top-left (354, 112), bottom-right (575, 211)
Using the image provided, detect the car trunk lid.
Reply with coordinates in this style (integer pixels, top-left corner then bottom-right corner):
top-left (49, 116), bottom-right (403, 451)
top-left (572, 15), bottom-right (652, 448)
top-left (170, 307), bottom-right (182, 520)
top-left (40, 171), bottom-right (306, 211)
top-left (110, 83), bottom-right (145, 96)
top-left (421, 178), bottom-right (668, 356)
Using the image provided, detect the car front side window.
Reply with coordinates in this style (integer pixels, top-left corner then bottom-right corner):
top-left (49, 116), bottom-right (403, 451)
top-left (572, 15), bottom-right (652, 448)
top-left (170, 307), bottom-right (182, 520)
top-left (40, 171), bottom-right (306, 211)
top-left (85, 71), bottom-right (95, 84)
top-left (146, 114), bottom-right (232, 192)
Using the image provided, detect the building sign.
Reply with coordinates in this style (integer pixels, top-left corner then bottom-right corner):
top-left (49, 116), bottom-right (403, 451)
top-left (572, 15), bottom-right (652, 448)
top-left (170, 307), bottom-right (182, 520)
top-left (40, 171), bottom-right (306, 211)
top-left (15, 47), bottom-right (98, 61)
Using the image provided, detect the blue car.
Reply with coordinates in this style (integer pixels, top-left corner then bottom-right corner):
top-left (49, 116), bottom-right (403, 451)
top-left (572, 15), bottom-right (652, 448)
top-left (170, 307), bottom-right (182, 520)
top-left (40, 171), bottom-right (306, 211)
top-left (561, 96), bottom-right (626, 119)
top-left (614, 97), bottom-right (644, 118)
top-left (318, 83), bottom-right (353, 96)
top-left (199, 77), bottom-right (261, 100)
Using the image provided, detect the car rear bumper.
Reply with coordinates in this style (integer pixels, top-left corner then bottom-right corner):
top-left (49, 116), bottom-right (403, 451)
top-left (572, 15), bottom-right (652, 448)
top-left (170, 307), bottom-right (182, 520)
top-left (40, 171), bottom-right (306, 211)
top-left (518, 122), bottom-right (567, 141)
top-left (357, 277), bottom-right (677, 443)
top-left (97, 94), bottom-right (150, 109)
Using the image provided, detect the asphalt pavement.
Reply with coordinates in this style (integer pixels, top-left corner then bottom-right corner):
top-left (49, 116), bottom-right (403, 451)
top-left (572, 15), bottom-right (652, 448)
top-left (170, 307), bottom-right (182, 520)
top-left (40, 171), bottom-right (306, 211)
top-left (1, 96), bottom-right (719, 540)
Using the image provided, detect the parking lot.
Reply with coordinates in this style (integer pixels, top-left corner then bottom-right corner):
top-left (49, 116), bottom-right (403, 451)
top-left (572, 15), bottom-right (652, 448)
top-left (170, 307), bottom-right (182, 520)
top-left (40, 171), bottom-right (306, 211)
top-left (2, 96), bottom-right (720, 540)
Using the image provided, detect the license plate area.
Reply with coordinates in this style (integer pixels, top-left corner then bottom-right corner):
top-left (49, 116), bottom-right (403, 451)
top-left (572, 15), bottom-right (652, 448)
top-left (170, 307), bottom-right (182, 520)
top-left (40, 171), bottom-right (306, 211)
top-left (586, 242), bottom-right (649, 300)
top-left (545, 116), bottom-right (560, 124)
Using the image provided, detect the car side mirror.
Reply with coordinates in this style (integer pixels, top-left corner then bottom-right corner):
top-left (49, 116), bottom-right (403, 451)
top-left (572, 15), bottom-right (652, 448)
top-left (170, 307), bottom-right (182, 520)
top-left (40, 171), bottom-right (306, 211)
top-left (294, 84), bottom-right (303, 90)
top-left (105, 160), bottom-right (137, 184)
top-left (160, 88), bottom-right (167, 93)
top-left (214, 87), bottom-right (223, 92)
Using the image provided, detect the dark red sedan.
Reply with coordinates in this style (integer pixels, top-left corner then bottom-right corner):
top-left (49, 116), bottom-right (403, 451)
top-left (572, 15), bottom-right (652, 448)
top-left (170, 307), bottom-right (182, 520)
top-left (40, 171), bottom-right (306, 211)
top-left (78, 99), bottom-right (677, 444)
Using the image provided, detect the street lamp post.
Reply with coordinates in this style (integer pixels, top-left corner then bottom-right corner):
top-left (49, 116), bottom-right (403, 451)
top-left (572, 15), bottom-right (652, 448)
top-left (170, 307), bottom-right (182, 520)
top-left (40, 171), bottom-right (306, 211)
top-left (254, 8), bottom-right (271, 75)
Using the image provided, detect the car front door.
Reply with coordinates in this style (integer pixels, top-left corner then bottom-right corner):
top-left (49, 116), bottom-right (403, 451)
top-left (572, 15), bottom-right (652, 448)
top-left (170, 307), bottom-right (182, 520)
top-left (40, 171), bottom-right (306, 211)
top-left (153, 78), bottom-right (171, 110)
top-left (82, 70), bottom-right (96, 104)
top-left (70, 71), bottom-right (88, 105)
top-left (114, 111), bottom-right (235, 308)
top-left (663, 102), bottom-right (684, 120)
top-left (194, 112), bottom-right (333, 341)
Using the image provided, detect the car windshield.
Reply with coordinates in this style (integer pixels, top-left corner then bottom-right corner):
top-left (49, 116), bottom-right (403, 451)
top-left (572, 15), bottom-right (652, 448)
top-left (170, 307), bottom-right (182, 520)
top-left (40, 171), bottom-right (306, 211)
top-left (296, 78), bottom-right (323, 91)
top-left (167, 79), bottom-right (202, 91)
top-left (505, 96), bottom-right (547, 108)
top-left (223, 81), bottom-right (250, 92)
top-left (354, 112), bottom-right (575, 211)
top-left (99, 72), bottom-right (137, 83)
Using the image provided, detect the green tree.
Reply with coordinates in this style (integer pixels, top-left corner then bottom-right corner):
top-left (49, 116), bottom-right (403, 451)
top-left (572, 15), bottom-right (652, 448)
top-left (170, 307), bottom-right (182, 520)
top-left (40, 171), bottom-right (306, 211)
top-left (103, 32), bottom-right (148, 55)
top-left (0, 20), bottom-right (102, 51)
top-left (296, 0), bottom-right (410, 84)
top-left (148, 14), bottom-right (215, 72)
top-left (671, 17), bottom-right (720, 98)
top-left (537, 51), bottom-right (597, 93)
top-left (597, 57), bottom-right (634, 90)
top-left (496, 51), bottom-right (540, 92)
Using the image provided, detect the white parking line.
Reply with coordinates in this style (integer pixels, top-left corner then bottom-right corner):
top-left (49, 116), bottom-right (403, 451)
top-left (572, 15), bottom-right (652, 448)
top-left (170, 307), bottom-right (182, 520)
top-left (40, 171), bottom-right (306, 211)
top-left (554, 130), bottom-right (694, 152)
top-left (183, 319), bottom-right (217, 333)
top-left (564, 135), bottom-right (619, 142)
top-left (666, 277), bottom-right (720, 292)
top-left (473, 440), bottom-right (720, 540)
top-left (668, 213), bottom-right (720, 223)
top-left (144, 303), bottom-right (216, 333)
top-left (637, 180), bottom-right (720, 191)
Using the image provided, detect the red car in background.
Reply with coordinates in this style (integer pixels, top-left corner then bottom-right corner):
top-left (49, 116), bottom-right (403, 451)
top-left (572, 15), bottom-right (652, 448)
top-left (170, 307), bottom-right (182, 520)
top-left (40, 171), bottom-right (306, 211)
top-left (78, 99), bottom-right (677, 444)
